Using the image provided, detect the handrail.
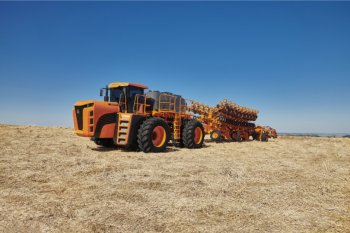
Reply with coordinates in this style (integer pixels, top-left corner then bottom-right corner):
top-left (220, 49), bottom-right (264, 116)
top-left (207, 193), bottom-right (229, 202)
top-left (133, 94), bottom-right (150, 114)
top-left (158, 93), bottom-right (176, 112)
top-left (119, 93), bottom-right (127, 113)
top-left (158, 94), bottom-right (187, 113)
top-left (133, 93), bottom-right (188, 114)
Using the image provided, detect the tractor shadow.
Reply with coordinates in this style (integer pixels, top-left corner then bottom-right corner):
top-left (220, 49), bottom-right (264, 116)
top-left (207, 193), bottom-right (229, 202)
top-left (204, 139), bottom-right (253, 144)
top-left (90, 144), bottom-right (212, 153)
top-left (165, 147), bottom-right (181, 153)
top-left (90, 145), bottom-right (181, 153)
top-left (91, 146), bottom-right (119, 152)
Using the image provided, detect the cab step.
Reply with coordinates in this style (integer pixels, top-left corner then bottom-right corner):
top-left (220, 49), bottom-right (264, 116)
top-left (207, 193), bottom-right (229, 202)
top-left (116, 113), bottom-right (132, 145)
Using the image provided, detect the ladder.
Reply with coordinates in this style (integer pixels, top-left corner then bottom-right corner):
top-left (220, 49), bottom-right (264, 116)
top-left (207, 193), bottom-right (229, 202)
top-left (116, 113), bottom-right (132, 145)
top-left (173, 114), bottom-right (181, 141)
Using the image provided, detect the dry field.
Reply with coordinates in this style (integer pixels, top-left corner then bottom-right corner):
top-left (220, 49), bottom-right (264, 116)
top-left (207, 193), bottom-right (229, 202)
top-left (0, 124), bottom-right (349, 233)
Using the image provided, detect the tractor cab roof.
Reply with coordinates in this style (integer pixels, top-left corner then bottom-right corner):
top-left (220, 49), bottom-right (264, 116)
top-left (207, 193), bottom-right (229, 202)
top-left (108, 82), bottom-right (148, 89)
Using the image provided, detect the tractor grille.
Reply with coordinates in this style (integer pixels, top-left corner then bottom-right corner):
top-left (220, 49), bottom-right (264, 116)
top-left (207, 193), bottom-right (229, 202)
top-left (75, 103), bottom-right (93, 130)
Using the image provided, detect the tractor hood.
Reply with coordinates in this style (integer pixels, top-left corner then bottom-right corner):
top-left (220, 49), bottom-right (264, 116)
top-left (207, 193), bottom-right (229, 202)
top-left (73, 100), bottom-right (120, 137)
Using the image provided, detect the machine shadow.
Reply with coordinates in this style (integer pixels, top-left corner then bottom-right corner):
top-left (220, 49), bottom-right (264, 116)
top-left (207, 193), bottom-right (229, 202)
top-left (91, 146), bottom-right (119, 152)
top-left (90, 145), bottom-right (182, 153)
top-left (89, 144), bottom-right (213, 153)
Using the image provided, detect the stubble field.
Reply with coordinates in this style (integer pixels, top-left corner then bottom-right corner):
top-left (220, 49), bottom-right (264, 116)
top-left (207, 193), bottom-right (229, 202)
top-left (0, 124), bottom-right (349, 232)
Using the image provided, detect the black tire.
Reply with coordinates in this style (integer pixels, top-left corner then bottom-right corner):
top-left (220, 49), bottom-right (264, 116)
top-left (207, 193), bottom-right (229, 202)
top-left (230, 131), bottom-right (242, 142)
top-left (261, 132), bottom-right (268, 142)
top-left (210, 130), bottom-right (222, 142)
top-left (182, 120), bottom-right (205, 148)
top-left (94, 138), bottom-right (115, 147)
top-left (137, 117), bottom-right (170, 153)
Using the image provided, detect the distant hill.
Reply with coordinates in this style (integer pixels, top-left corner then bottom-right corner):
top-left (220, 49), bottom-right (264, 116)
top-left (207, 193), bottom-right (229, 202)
top-left (279, 133), bottom-right (349, 138)
top-left (279, 133), bottom-right (320, 137)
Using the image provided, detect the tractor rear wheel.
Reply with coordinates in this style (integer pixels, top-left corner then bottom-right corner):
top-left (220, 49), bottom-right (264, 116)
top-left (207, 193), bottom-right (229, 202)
top-left (137, 118), bottom-right (170, 153)
top-left (210, 130), bottom-right (222, 142)
top-left (182, 120), bottom-right (205, 148)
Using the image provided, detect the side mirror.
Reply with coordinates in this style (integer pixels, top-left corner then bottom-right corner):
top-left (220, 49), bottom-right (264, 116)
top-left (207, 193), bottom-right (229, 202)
top-left (100, 89), bottom-right (103, 96)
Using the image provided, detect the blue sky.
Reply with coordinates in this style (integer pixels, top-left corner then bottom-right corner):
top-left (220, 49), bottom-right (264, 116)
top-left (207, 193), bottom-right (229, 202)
top-left (0, 2), bottom-right (349, 133)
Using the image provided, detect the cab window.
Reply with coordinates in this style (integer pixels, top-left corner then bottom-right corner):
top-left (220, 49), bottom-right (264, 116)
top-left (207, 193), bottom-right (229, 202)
top-left (109, 88), bottom-right (123, 102)
top-left (127, 87), bottom-right (144, 112)
top-left (128, 87), bottom-right (144, 99)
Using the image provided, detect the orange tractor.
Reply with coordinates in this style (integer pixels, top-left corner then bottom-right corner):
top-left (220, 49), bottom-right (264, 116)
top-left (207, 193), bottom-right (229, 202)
top-left (73, 82), bottom-right (205, 152)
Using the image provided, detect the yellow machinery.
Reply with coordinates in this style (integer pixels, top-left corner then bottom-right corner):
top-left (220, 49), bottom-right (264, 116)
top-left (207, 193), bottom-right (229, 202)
top-left (189, 99), bottom-right (275, 142)
top-left (73, 82), bottom-right (205, 152)
top-left (73, 82), bottom-right (276, 152)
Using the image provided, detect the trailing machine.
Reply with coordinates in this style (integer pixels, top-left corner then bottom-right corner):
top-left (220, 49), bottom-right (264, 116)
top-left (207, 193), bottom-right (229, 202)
top-left (188, 99), bottom-right (274, 142)
top-left (73, 82), bottom-right (277, 152)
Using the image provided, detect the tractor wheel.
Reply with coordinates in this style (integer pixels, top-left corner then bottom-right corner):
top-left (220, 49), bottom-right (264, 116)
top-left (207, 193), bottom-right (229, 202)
top-left (94, 138), bottom-right (115, 147)
top-left (137, 118), bottom-right (170, 153)
top-left (261, 132), bottom-right (268, 142)
top-left (210, 130), bottom-right (222, 142)
top-left (182, 120), bottom-right (205, 148)
top-left (230, 131), bottom-right (242, 142)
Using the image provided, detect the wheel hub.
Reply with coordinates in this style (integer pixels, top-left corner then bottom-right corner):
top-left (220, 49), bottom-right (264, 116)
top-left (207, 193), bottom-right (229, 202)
top-left (152, 126), bottom-right (166, 147)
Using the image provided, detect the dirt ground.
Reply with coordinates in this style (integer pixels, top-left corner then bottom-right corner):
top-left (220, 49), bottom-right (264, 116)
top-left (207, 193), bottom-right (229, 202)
top-left (0, 124), bottom-right (349, 233)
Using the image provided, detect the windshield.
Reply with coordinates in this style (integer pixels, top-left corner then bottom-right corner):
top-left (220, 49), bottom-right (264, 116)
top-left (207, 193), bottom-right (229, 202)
top-left (109, 88), bottom-right (123, 102)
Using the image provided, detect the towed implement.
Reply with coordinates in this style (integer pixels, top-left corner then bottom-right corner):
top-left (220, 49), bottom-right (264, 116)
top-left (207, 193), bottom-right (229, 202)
top-left (254, 126), bottom-right (278, 141)
top-left (189, 100), bottom-right (276, 142)
top-left (189, 100), bottom-right (257, 142)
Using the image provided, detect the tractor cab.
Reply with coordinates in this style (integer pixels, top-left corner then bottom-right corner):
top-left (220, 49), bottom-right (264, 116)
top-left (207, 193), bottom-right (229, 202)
top-left (100, 82), bottom-right (148, 113)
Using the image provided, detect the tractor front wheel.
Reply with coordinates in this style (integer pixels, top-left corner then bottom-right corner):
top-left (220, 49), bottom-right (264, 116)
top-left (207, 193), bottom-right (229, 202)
top-left (93, 138), bottom-right (115, 147)
top-left (137, 118), bottom-right (170, 153)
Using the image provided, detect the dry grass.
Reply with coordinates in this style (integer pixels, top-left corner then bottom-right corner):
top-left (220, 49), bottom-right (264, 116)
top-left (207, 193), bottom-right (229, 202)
top-left (0, 124), bottom-right (349, 233)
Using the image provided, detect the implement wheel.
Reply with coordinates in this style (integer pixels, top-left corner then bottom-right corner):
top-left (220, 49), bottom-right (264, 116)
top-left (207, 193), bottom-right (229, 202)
top-left (137, 118), bottom-right (170, 153)
top-left (261, 132), bottom-right (268, 142)
top-left (230, 131), bottom-right (242, 142)
top-left (182, 120), bottom-right (205, 149)
top-left (210, 130), bottom-right (222, 142)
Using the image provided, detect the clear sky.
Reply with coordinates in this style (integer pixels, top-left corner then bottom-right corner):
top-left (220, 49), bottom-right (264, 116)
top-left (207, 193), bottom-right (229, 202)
top-left (0, 2), bottom-right (349, 134)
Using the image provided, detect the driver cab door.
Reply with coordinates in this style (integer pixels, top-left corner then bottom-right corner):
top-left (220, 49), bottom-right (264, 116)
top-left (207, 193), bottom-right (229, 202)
top-left (119, 86), bottom-right (144, 113)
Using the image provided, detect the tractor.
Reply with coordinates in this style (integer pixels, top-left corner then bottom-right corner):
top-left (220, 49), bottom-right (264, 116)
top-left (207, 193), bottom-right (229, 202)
top-left (73, 82), bottom-right (204, 152)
